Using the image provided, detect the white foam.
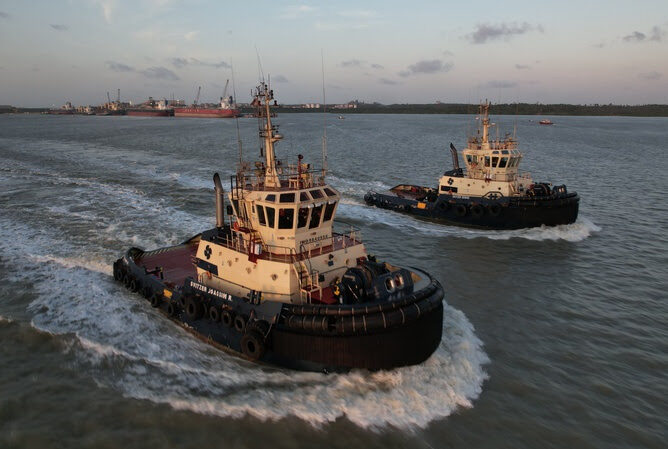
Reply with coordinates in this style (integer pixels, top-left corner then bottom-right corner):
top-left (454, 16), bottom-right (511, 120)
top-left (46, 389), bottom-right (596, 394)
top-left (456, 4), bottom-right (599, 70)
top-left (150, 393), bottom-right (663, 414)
top-left (0, 315), bottom-right (12, 324)
top-left (0, 214), bottom-right (488, 430)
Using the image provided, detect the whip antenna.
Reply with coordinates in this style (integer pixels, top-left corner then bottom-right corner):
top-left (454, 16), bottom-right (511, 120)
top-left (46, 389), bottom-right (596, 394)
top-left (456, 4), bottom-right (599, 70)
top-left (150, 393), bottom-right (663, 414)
top-left (231, 60), bottom-right (243, 166)
top-left (321, 49), bottom-right (328, 179)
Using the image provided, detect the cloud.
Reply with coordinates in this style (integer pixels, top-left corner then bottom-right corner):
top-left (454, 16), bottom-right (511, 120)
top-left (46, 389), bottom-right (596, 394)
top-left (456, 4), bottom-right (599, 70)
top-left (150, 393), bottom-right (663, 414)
top-left (169, 57), bottom-right (231, 69)
top-left (170, 57), bottom-right (188, 68)
top-left (639, 71), bottom-right (662, 80)
top-left (340, 59), bottom-right (364, 68)
top-left (623, 26), bottom-right (665, 43)
top-left (272, 75), bottom-right (289, 83)
top-left (50, 24), bottom-right (69, 31)
top-left (184, 31), bottom-right (198, 41)
top-left (379, 78), bottom-right (399, 85)
top-left (340, 59), bottom-right (384, 70)
top-left (141, 66), bottom-right (180, 80)
top-left (399, 59), bottom-right (454, 77)
top-left (515, 64), bottom-right (530, 70)
top-left (623, 31), bottom-right (646, 42)
top-left (482, 80), bottom-right (518, 88)
top-left (106, 61), bottom-right (135, 72)
top-left (467, 22), bottom-right (542, 44)
top-left (0, 11), bottom-right (10, 19)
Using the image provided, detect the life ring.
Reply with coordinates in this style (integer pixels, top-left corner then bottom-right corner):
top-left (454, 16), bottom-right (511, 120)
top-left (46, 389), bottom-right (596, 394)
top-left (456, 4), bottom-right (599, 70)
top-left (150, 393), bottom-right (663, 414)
top-left (150, 293), bottom-right (162, 308)
top-left (454, 204), bottom-right (467, 217)
top-left (185, 296), bottom-right (204, 320)
top-left (234, 314), bottom-right (248, 333)
top-left (221, 310), bottom-right (234, 327)
top-left (209, 306), bottom-right (220, 322)
top-left (488, 204), bottom-right (502, 217)
top-left (240, 330), bottom-right (266, 360)
top-left (470, 204), bottom-right (484, 219)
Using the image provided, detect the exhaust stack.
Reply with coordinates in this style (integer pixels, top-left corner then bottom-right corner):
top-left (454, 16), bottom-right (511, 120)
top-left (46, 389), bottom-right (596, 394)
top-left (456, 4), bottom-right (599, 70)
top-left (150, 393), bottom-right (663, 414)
top-left (449, 142), bottom-right (460, 170)
top-left (213, 173), bottom-right (225, 228)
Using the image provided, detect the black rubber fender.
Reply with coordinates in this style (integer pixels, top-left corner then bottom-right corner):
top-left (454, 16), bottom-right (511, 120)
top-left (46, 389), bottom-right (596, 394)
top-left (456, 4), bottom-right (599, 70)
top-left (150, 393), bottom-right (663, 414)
top-left (488, 203), bottom-right (502, 217)
top-left (240, 330), bottom-right (265, 360)
top-left (185, 296), bottom-right (204, 320)
top-left (209, 306), bottom-right (220, 322)
top-left (221, 310), bottom-right (234, 327)
top-left (470, 204), bottom-right (484, 219)
top-left (150, 292), bottom-right (162, 308)
top-left (234, 314), bottom-right (248, 333)
top-left (454, 204), bottom-right (467, 217)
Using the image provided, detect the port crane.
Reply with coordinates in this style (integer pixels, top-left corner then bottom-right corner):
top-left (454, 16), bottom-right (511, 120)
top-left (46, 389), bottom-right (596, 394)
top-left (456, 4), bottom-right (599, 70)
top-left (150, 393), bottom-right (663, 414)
top-left (193, 86), bottom-right (201, 107)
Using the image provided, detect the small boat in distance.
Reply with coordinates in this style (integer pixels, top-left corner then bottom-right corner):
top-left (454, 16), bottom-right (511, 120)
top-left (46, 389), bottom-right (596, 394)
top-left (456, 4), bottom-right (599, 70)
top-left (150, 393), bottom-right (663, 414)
top-left (364, 102), bottom-right (579, 229)
top-left (114, 81), bottom-right (445, 372)
top-left (539, 119), bottom-right (553, 125)
top-left (48, 102), bottom-right (74, 115)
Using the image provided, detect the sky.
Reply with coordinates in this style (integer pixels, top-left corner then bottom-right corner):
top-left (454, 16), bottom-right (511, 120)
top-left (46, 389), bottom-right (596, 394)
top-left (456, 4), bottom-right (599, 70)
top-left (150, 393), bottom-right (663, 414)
top-left (0, 0), bottom-right (667, 107)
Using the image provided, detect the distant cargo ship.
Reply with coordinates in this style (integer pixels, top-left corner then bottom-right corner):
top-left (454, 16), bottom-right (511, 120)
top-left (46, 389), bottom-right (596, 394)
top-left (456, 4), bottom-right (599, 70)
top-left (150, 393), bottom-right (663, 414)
top-left (127, 98), bottom-right (174, 117)
top-left (48, 102), bottom-right (74, 115)
top-left (174, 82), bottom-right (240, 118)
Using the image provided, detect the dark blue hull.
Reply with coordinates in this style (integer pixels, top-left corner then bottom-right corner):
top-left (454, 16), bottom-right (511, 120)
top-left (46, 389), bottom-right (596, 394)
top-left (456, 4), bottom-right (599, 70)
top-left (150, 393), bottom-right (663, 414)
top-left (364, 191), bottom-right (580, 230)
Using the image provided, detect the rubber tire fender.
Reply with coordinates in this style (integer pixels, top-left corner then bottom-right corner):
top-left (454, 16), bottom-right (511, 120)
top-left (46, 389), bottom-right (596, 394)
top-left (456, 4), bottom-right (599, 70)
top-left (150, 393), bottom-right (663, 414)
top-left (185, 296), bottom-right (204, 320)
top-left (221, 310), bottom-right (235, 328)
top-left (166, 301), bottom-right (178, 317)
top-left (150, 293), bottom-right (162, 308)
top-left (470, 204), bottom-right (484, 219)
top-left (454, 204), bottom-right (467, 217)
top-left (209, 306), bottom-right (221, 322)
top-left (488, 203), bottom-right (502, 217)
top-left (240, 330), bottom-right (266, 360)
top-left (234, 314), bottom-right (248, 333)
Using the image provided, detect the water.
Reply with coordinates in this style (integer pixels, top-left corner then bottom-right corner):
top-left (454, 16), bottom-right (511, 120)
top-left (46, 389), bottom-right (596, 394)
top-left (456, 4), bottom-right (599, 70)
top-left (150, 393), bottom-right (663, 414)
top-left (1, 113), bottom-right (666, 448)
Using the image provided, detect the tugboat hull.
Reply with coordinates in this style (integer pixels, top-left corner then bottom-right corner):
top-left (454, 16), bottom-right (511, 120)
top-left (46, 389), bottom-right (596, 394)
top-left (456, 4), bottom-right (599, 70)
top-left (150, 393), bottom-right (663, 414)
top-left (113, 236), bottom-right (444, 372)
top-left (364, 190), bottom-right (580, 230)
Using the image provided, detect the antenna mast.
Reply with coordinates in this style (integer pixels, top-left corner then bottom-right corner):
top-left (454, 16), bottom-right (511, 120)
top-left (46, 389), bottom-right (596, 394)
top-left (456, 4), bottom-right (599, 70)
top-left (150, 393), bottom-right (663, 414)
top-left (321, 50), bottom-right (328, 179)
top-left (231, 62), bottom-right (243, 166)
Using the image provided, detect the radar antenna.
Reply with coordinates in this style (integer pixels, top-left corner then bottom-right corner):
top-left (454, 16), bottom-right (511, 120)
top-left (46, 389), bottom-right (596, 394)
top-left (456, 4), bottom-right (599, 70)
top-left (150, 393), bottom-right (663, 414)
top-left (321, 50), bottom-right (328, 179)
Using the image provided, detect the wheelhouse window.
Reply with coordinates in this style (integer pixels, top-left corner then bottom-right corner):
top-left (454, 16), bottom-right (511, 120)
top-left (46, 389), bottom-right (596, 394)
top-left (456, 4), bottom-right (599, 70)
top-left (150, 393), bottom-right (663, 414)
top-left (466, 155), bottom-right (472, 164)
top-left (492, 156), bottom-right (499, 167)
top-left (300, 191), bottom-right (310, 201)
top-left (324, 187), bottom-right (337, 197)
top-left (310, 189), bottom-right (324, 199)
top-left (265, 194), bottom-right (276, 202)
top-left (265, 206), bottom-right (276, 228)
top-left (297, 207), bottom-right (309, 228)
top-left (309, 205), bottom-right (323, 228)
top-left (278, 208), bottom-right (294, 229)
top-left (499, 157), bottom-right (508, 168)
top-left (484, 156), bottom-right (490, 167)
top-left (323, 202), bottom-right (336, 222)
top-left (257, 205), bottom-right (266, 226)
top-left (280, 193), bottom-right (295, 203)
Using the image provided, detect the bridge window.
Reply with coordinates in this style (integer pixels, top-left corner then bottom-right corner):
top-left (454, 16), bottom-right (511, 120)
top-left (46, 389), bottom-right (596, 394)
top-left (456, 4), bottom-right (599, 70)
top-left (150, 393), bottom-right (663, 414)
top-left (323, 202), bottom-right (337, 222)
top-left (257, 205), bottom-right (266, 226)
top-left (309, 205), bottom-right (323, 228)
top-left (324, 187), bottom-right (337, 197)
top-left (310, 189), bottom-right (324, 199)
top-left (466, 155), bottom-right (472, 164)
top-left (484, 156), bottom-right (490, 167)
top-left (492, 156), bottom-right (499, 167)
top-left (297, 207), bottom-right (309, 228)
top-left (265, 206), bottom-right (276, 228)
top-left (278, 208), bottom-right (294, 229)
top-left (265, 194), bottom-right (276, 202)
top-left (300, 191), bottom-right (310, 201)
top-left (280, 193), bottom-right (295, 203)
top-left (499, 157), bottom-right (508, 168)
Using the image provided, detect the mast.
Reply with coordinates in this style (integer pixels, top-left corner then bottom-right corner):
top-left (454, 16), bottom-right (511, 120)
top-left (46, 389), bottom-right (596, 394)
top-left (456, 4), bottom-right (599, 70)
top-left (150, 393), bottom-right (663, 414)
top-left (255, 81), bottom-right (281, 188)
top-left (481, 100), bottom-right (490, 147)
top-left (321, 50), bottom-right (328, 180)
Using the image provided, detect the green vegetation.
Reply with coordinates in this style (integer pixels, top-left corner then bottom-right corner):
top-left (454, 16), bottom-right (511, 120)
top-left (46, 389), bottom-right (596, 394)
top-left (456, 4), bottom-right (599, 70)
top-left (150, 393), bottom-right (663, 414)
top-left (244, 103), bottom-right (668, 117)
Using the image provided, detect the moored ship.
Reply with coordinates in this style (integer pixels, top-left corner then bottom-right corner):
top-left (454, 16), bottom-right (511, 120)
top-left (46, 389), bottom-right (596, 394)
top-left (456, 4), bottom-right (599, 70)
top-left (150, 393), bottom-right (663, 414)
top-left (48, 102), bottom-right (75, 115)
top-left (365, 102), bottom-right (579, 229)
top-left (174, 81), bottom-right (240, 118)
top-left (113, 81), bottom-right (444, 372)
top-left (127, 97), bottom-right (174, 117)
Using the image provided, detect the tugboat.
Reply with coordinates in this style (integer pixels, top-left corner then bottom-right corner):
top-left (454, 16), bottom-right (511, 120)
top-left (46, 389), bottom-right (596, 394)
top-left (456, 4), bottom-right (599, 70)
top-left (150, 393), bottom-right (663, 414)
top-left (113, 82), bottom-right (444, 372)
top-left (364, 102), bottom-right (579, 229)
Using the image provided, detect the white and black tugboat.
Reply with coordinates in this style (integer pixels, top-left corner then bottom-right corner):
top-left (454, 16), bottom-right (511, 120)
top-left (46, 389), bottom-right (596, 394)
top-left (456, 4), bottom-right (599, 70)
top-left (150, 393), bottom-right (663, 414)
top-left (364, 102), bottom-right (579, 229)
top-left (113, 82), bottom-right (444, 372)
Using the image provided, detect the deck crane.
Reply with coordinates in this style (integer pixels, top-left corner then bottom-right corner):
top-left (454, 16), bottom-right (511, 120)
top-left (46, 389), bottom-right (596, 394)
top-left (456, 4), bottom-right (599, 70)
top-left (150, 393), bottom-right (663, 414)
top-left (107, 91), bottom-right (111, 105)
top-left (222, 79), bottom-right (230, 102)
top-left (193, 86), bottom-right (201, 107)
